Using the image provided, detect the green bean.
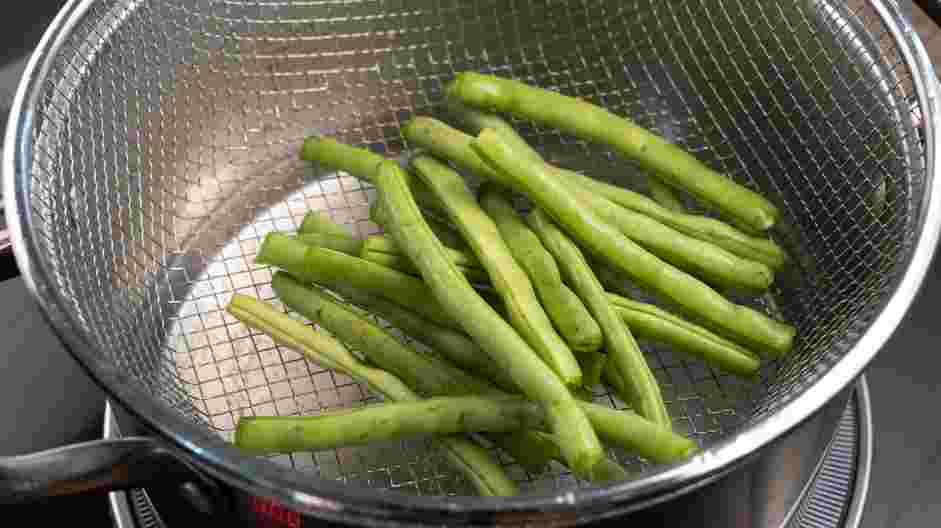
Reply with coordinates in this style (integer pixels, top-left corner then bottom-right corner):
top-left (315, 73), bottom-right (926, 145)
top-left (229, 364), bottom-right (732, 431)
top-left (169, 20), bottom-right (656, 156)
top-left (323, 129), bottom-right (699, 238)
top-left (445, 100), bottom-right (545, 164)
top-left (607, 293), bottom-right (761, 377)
top-left (403, 116), bottom-right (775, 292)
top-left (647, 176), bottom-right (687, 213)
top-left (553, 165), bottom-right (787, 270)
top-left (309, 280), bottom-right (683, 471)
top-left (470, 129), bottom-right (795, 358)
top-left (293, 278), bottom-right (560, 476)
top-left (271, 272), bottom-right (497, 397)
top-left (334, 287), bottom-right (519, 393)
top-left (235, 395), bottom-right (544, 454)
top-left (363, 235), bottom-right (481, 268)
top-left (527, 208), bottom-right (671, 429)
top-left (295, 233), bottom-right (363, 256)
top-left (575, 183), bottom-right (773, 292)
top-left (235, 396), bottom-right (695, 465)
top-left (580, 402), bottom-right (696, 463)
top-left (299, 210), bottom-right (353, 237)
top-left (493, 431), bottom-right (631, 481)
top-left (225, 293), bottom-right (517, 496)
top-left (256, 233), bottom-right (464, 332)
top-left (300, 135), bottom-right (443, 213)
top-left (448, 100), bottom-right (682, 226)
top-left (360, 248), bottom-right (492, 284)
top-left (287, 280), bottom-right (584, 477)
top-left (237, 390), bottom-right (695, 465)
top-left (374, 159), bottom-right (602, 477)
top-left (370, 199), bottom-right (468, 250)
top-left (479, 184), bottom-right (603, 354)
top-left (446, 72), bottom-right (779, 232)
top-left (409, 155), bottom-right (584, 387)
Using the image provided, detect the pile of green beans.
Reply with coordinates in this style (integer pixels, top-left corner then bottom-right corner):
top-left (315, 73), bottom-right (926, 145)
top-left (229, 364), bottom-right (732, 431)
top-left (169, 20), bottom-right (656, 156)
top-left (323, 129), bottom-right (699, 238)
top-left (224, 72), bottom-right (796, 497)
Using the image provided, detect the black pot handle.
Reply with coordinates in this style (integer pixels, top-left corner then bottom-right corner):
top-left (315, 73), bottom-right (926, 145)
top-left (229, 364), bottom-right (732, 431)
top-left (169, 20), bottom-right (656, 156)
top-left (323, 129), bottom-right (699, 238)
top-left (0, 210), bottom-right (18, 281)
top-left (0, 436), bottom-right (227, 514)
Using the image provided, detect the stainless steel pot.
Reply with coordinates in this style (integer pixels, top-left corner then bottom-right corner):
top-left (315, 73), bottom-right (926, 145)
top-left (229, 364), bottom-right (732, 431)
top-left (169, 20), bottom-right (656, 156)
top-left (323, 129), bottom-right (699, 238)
top-left (1, 0), bottom-right (939, 526)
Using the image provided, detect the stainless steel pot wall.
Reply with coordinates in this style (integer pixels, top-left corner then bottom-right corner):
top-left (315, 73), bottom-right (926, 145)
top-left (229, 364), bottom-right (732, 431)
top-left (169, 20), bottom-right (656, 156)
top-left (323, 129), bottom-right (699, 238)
top-left (2, 0), bottom-right (939, 525)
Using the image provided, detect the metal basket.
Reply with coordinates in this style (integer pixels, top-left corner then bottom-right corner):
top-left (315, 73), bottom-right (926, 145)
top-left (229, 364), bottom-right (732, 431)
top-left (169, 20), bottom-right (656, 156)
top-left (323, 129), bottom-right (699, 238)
top-left (5, 0), bottom-right (940, 522)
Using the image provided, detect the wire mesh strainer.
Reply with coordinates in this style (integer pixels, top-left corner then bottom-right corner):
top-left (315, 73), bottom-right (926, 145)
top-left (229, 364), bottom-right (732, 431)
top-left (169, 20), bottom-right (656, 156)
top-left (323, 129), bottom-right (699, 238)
top-left (5, 0), bottom-right (941, 522)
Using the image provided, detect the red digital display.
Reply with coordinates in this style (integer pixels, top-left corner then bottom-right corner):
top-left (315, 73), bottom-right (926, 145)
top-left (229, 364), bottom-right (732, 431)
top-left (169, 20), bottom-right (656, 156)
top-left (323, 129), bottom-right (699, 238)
top-left (250, 495), bottom-right (303, 528)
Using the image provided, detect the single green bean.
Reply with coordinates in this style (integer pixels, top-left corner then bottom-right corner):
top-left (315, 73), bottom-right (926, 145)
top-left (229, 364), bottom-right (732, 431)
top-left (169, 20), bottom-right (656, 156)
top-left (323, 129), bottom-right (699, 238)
top-left (334, 287), bottom-right (519, 393)
top-left (403, 116), bottom-right (774, 292)
top-left (527, 208), bottom-right (671, 429)
top-left (300, 135), bottom-right (443, 213)
top-left (272, 272), bottom-right (497, 397)
top-left (607, 293), bottom-right (761, 376)
top-left (237, 390), bottom-right (695, 465)
top-left (256, 233), bottom-right (464, 332)
top-left (299, 210), bottom-right (353, 237)
top-left (374, 159), bottom-right (602, 477)
top-left (225, 293), bottom-right (517, 496)
top-left (235, 395), bottom-right (544, 454)
top-left (446, 72), bottom-right (779, 232)
top-left (479, 184), bottom-right (603, 354)
top-left (360, 248), bottom-right (492, 284)
top-left (409, 155), bottom-right (584, 387)
top-left (295, 232), bottom-right (363, 256)
top-left (470, 129), bottom-right (795, 358)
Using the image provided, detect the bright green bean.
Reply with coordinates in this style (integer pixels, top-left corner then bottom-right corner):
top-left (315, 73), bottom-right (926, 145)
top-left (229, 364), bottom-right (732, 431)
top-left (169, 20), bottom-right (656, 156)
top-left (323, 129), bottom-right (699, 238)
top-left (235, 395), bottom-right (694, 465)
top-left (235, 395), bottom-right (544, 454)
top-left (271, 272), bottom-right (497, 397)
top-left (360, 248), bottom-right (491, 284)
top-left (255, 233), bottom-right (464, 332)
top-left (446, 72), bottom-right (779, 232)
top-left (363, 235), bottom-right (480, 268)
top-left (374, 159), bottom-right (602, 477)
top-left (607, 293), bottom-right (761, 376)
top-left (236, 394), bottom-right (695, 465)
top-left (225, 293), bottom-right (517, 496)
top-left (480, 184), bottom-right (603, 354)
top-left (295, 232), bottom-right (363, 256)
top-left (300, 135), bottom-right (443, 213)
top-left (647, 176), bottom-right (686, 213)
top-left (553, 165), bottom-right (787, 269)
top-left (369, 199), bottom-right (468, 250)
top-left (527, 208), bottom-right (671, 429)
top-left (409, 155), bottom-right (584, 387)
top-left (334, 287), bottom-right (519, 393)
top-left (470, 129), bottom-right (795, 358)
top-left (299, 210), bottom-right (353, 237)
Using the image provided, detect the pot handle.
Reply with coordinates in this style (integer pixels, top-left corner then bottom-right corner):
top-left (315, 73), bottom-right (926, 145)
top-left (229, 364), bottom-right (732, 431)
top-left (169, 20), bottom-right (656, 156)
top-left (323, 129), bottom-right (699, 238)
top-left (0, 436), bottom-right (226, 513)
